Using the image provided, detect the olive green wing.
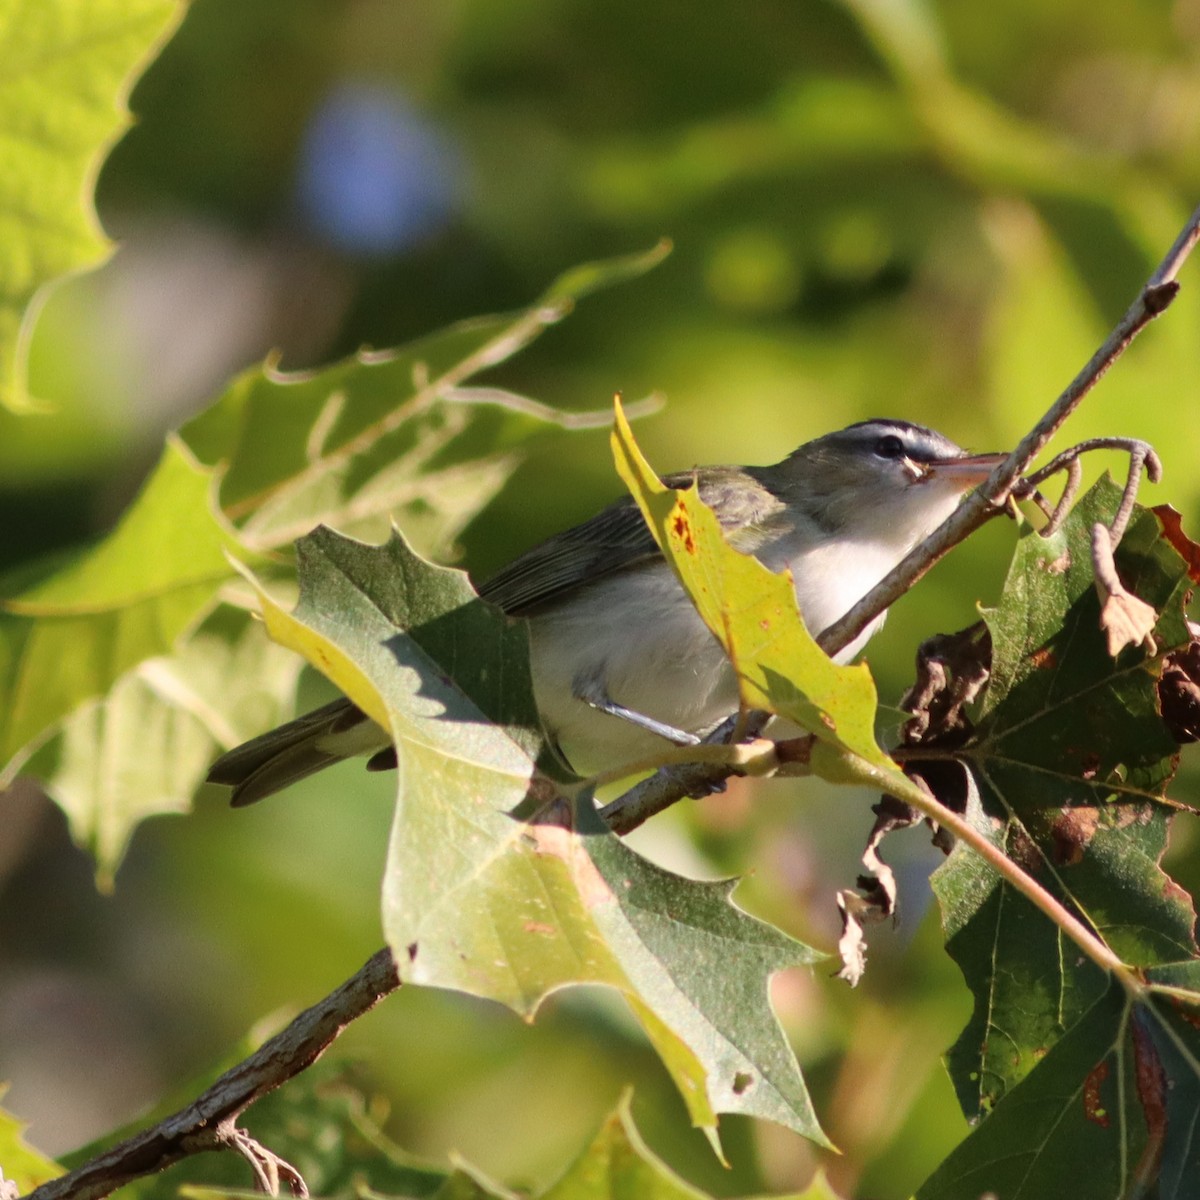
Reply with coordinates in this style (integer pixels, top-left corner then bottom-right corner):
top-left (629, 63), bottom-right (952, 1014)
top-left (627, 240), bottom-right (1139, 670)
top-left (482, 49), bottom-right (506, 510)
top-left (477, 466), bottom-right (785, 616)
top-left (477, 493), bottom-right (659, 615)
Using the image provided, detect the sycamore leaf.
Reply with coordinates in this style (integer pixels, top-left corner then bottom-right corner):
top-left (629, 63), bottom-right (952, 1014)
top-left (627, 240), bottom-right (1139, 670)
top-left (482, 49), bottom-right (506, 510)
top-left (181, 242), bottom-right (671, 558)
top-left (3, 247), bottom-right (667, 861)
top-left (610, 400), bottom-right (899, 777)
top-left (0, 0), bottom-right (184, 409)
top-left (34, 613), bottom-right (302, 887)
top-left (919, 968), bottom-right (1200, 1200)
top-left (0, 439), bottom-right (235, 781)
top-left (932, 477), bottom-right (1197, 1124)
top-left (249, 524), bottom-right (829, 1151)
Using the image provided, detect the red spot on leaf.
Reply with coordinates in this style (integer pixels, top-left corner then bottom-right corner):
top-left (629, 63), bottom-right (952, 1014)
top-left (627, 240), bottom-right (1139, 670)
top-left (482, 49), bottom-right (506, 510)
top-left (1050, 808), bottom-right (1099, 866)
top-left (1082, 1060), bottom-right (1110, 1127)
top-left (671, 510), bottom-right (696, 554)
top-left (1029, 646), bottom-right (1058, 670)
top-left (1131, 1018), bottom-right (1167, 1181)
top-left (1169, 995), bottom-right (1200, 1030)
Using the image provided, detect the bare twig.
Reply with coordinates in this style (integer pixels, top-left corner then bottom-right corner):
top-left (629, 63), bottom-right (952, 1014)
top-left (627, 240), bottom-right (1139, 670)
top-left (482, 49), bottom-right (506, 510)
top-left (25, 950), bottom-right (400, 1200)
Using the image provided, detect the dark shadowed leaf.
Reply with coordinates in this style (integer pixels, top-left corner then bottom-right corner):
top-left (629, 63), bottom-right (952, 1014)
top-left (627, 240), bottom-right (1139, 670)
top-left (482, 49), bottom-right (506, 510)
top-left (919, 969), bottom-right (1200, 1200)
top-left (932, 477), bottom-right (1196, 1125)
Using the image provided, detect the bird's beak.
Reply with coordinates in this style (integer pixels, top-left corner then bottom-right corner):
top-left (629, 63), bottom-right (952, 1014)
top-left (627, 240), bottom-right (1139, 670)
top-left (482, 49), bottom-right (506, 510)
top-left (928, 451), bottom-right (1008, 489)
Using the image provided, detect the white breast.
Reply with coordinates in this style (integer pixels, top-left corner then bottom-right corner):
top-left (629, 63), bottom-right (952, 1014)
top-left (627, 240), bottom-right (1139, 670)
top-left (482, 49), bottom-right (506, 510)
top-left (526, 528), bottom-right (909, 772)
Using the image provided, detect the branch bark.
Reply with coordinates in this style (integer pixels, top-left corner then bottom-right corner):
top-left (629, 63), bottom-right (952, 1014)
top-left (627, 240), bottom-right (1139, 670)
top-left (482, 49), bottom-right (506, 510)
top-left (25, 950), bottom-right (400, 1200)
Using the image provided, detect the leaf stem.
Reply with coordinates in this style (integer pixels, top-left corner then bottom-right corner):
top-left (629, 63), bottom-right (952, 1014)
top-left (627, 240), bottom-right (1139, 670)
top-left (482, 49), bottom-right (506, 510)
top-left (824, 747), bottom-right (1144, 997)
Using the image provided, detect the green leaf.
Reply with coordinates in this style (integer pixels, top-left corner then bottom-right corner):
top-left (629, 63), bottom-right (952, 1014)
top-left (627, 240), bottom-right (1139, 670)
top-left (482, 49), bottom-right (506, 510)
top-left (250, 524), bottom-right (829, 1150)
top-left (932, 477), bottom-right (1196, 1121)
top-left (610, 400), bottom-right (900, 777)
top-left (0, 0), bottom-right (184, 409)
top-left (0, 438), bottom-right (235, 780)
top-left (3, 247), bottom-right (667, 860)
top-left (0, 1092), bottom-right (62, 1192)
top-left (36, 613), bottom-right (302, 886)
top-left (541, 1092), bottom-right (830, 1200)
top-left (181, 242), bottom-right (671, 559)
top-left (919, 970), bottom-right (1200, 1200)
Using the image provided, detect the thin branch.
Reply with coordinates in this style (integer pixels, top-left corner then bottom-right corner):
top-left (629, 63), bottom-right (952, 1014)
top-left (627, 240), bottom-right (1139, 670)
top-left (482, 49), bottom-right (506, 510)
top-left (25, 950), bottom-right (400, 1200)
top-left (600, 201), bottom-right (1200, 823)
top-left (818, 200), bottom-right (1200, 659)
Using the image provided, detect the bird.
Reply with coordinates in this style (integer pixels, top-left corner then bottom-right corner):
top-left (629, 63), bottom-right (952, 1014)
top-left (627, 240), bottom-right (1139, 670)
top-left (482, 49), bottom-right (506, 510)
top-left (206, 418), bottom-right (1004, 805)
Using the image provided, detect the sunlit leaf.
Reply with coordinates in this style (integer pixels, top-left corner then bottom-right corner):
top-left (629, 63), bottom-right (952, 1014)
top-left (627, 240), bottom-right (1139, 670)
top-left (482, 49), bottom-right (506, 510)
top-left (181, 241), bottom-right (671, 558)
top-left (36, 614), bottom-right (302, 886)
top-left (1, 247), bottom-right (669, 858)
top-left (0, 0), bottom-right (184, 409)
top-left (249, 524), bottom-right (829, 1150)
top-left (610, 399), bottom-right (900, 777)
top-left (0, 439), bottom-right (234, 780)
top-left (0, 1093), bottom-right (62, 1192)
top-left (541, 1093), bottom-right (831, 1200)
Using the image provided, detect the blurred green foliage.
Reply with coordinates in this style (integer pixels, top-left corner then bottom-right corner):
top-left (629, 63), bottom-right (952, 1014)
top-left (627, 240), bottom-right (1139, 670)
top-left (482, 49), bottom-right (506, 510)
top-left (3, 1), bottom-right (1200, 1198)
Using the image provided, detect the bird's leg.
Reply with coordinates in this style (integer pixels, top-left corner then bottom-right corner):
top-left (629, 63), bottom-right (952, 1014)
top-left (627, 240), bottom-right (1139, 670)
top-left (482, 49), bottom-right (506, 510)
top-left (573, 675), bottom-right (702, 746)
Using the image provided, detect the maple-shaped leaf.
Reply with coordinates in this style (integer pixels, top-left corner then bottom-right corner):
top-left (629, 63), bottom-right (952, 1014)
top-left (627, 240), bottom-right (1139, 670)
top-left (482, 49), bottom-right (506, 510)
top-left (930, 476), bottom-right (1197, 1123)
top-left (3, 246), bottom-right (667, 868)
top-left (919, 967), bottom-right (1200, 1199)
top-left (182, 241), bottom-right (670, 559)
top-left (248, 526), bottom-right (829, 1152)
top-left (0, 0), bottom-right (184, 409)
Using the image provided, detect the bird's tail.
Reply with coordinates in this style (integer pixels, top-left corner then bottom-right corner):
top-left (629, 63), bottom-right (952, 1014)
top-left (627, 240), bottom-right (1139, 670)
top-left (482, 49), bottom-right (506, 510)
top-left (206, 697), bottom-right (390, 807)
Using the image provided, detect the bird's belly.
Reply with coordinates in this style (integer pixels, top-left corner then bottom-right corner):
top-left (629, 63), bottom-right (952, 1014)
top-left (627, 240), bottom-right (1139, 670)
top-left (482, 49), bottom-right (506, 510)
top-left (526, 539), bottom-right (896, 774)
top-left (527, 566), bottom-right (736, 771)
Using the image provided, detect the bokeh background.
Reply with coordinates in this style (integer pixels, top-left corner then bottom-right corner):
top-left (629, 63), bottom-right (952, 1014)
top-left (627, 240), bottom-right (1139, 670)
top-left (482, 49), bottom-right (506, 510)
top-left (3, 0), bottom-right (1200, 1196)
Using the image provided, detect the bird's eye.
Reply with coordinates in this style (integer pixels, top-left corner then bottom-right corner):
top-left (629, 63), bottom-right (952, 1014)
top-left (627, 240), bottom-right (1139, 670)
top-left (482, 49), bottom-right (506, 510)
top-left (874, 434), bottom-right (906, 459)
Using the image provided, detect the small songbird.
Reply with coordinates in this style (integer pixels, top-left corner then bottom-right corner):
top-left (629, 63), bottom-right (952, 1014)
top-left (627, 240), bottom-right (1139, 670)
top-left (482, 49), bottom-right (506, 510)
top-left (207, 418), bottom-right (1004, 804)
